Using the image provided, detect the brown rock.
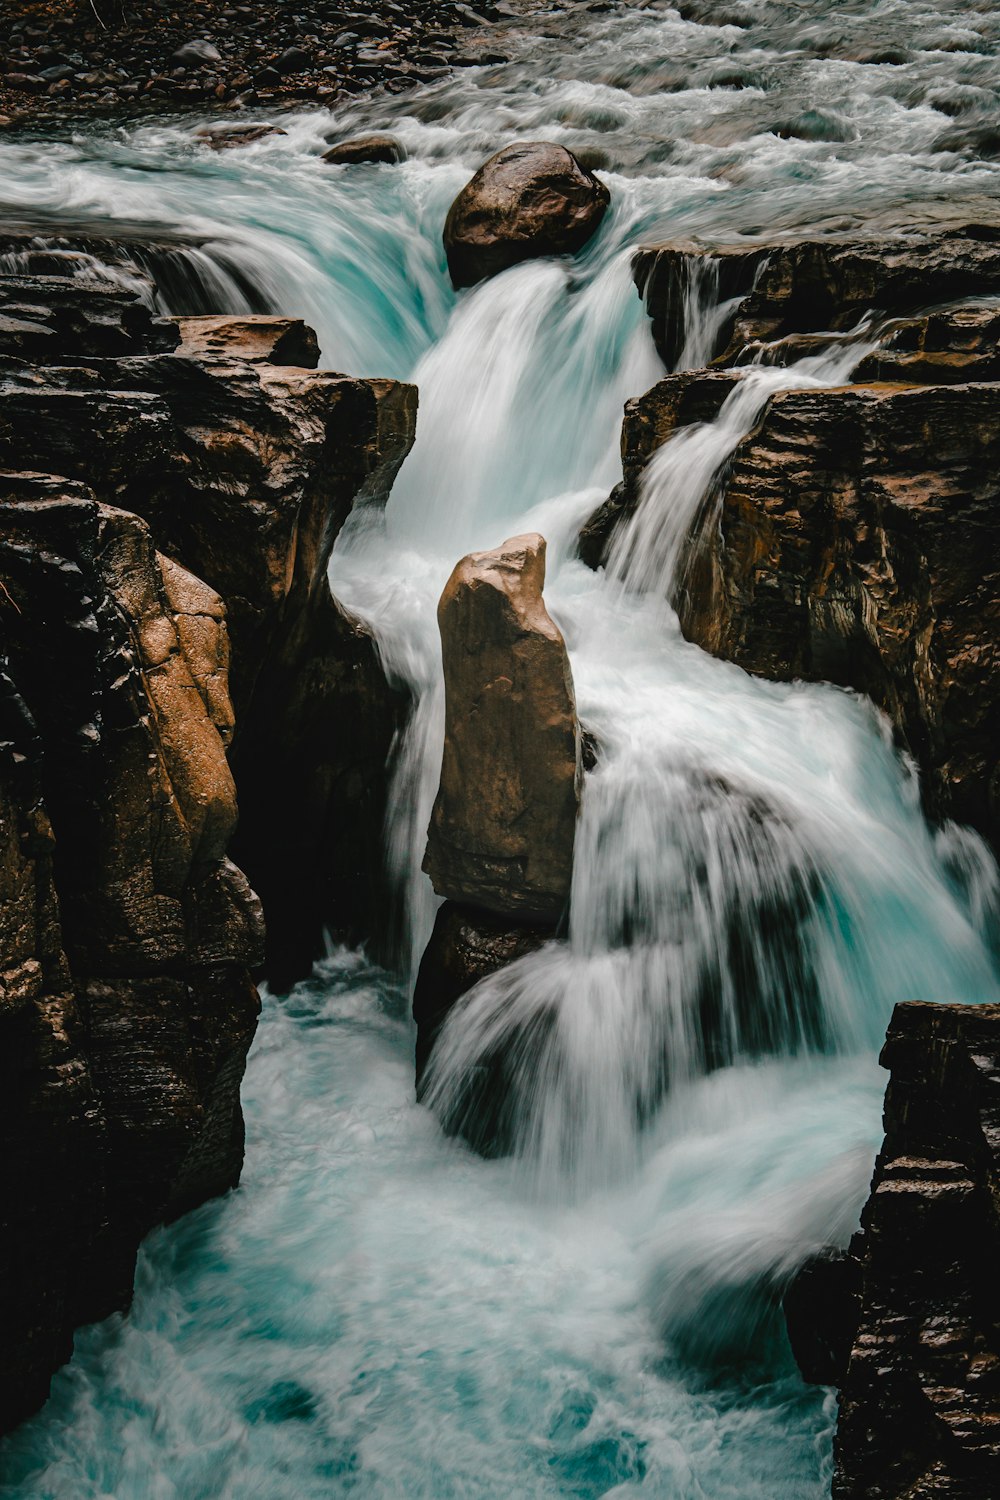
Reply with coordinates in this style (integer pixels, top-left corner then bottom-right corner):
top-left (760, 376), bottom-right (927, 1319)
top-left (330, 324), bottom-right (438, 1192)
top-left (675, 381), bottom-right (1000, 848)
top-left (321, 133), bottom-right (407, 165)
top-left (424, 533), bottom-right (580, 920)
top-left (0, 471), bottom-right (263, 1430)
top-left (633, 224), bottom-right (1000, 368)
top-left (790, 1002), bottom-right (1000, 1499)
top-left (172, 314), bottom-right (320, 368)
top-left (443, 141), bottom-right (610, 289)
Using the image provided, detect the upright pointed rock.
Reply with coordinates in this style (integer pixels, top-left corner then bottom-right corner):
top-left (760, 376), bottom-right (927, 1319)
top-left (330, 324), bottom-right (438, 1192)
top-left (424, 533), bottom-right (581, 922)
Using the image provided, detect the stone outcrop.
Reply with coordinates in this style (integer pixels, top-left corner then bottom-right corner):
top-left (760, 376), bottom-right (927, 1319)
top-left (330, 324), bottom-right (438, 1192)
top-left (786, 1002), bottom-right (1000, 1499)
top-left (0, 261), bottom-right (417, 1429)
top-left (0, 264), bottom-right (418, 981)
top-left (443, 142), bottom-right (610, 289)
top-left (633, 224), bottom-right (1000, 369)
top-left (424, 533), bottom-right (581, 919)
top-left (675, 381), bottom-right (1000, 849)
top-left (578, 370), bottom-right (739, 569)
top-left (0, 471), bottom-right (262, 1430)
top-left (415, 534), bottom-right (581, 1095)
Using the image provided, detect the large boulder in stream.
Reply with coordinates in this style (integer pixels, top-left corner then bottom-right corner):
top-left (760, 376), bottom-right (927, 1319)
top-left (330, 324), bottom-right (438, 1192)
top-left (443, 142), bottom-right (610, 289)
top-left (424, 533), bottom-right (581, 920)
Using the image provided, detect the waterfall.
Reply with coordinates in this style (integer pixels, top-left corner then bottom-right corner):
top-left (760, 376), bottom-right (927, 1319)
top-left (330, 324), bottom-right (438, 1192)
top-left (3, 0), bottom-right (1000, 1489)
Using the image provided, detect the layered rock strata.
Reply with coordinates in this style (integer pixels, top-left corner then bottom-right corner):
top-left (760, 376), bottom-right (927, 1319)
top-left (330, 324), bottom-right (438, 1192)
top-left (633, 224), bottom-right (1000, 370)
top-left (0, 473), bottom-right (262, 1430)
top-left (786, 1002), bottom-right (1000, 1499)
top-left (444, 142), bottom-right (610, 289)
top-left (0, 269), bottom-right (418, 980)
top-left (0, 268), bottom-right (416, 1428)
top-left (415, 534), bottom-right (581, 1090)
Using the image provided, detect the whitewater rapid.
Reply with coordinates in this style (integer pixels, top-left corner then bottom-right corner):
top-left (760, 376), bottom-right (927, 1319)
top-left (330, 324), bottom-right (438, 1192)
top-left (2, 1), bottom-right (1000, 1495)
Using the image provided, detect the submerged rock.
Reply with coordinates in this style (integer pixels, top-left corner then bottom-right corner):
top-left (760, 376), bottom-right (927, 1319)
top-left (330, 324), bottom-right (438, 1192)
top-left (424, 533), bottom-right (581, 921)
top-left (412, 901), bottom-right (551, 1091)
top-left (443, 141), bottom-right (610, 289)
top-left (322, 133), bottom-right (407, 165)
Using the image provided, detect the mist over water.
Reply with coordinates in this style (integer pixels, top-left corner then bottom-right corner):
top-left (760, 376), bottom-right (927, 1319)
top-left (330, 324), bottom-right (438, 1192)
top-left (2, 0), bottom-right (1000, 1495)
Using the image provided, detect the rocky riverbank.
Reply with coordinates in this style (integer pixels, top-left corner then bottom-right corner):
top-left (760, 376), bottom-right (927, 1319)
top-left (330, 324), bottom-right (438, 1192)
top-left (0, 250), bottom-right (415, 1429)
top-left (0, 0), bottom-right (530, 125)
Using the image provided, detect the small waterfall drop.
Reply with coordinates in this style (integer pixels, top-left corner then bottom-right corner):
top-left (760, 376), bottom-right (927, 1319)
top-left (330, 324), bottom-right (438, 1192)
top-left (2, 0), bottom-right (1000, 1490)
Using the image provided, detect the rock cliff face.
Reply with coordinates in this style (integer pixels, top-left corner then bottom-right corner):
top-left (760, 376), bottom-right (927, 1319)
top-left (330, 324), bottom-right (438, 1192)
top-left (633, 224), bottom-right (1000, 369)
top-left (0, 263), bottom-right (417, 1428)
top-left (676, 381), bottom-right (1000, 848)
top-left (786, 1002), bottom-right (1000, 1499)
top-left (0, 269), bottom-right (418, 980)
top-left (415, 534), bottom-right (581, 1097)
top-left (0, 472), bottom-right (262, 1430)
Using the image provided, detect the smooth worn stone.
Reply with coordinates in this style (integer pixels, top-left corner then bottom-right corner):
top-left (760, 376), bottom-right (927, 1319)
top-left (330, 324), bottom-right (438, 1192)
top-left (424, 533), bottom-right (581, 921)
top-left (321, 133), bottom-right (407, 164)
top-left (171, 39), bottom-right (222, 66)
top-left (443, 141), bottom-right (610, 288)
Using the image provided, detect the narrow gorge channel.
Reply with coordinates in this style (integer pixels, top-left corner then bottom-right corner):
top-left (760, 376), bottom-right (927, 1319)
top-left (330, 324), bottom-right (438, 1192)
top-left (2, 1), bottom-right (1000, 1495)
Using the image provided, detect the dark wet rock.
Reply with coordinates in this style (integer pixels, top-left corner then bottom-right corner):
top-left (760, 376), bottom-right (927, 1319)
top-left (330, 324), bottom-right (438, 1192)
top-left (195, 124), bottom-right (288, 150)
top-left (321, 133), bottom-right (407, 165)
top-left (853, 302), bottom-right (1000, 385)
top-left (0, 267), bottom-right (418, 984)
top-left (443, 141), bottom-right (610, 289)
top-left (674, 381), bottom-right (1000, 850)
top-left (0, 267), bottom-right (420, 1428)
top-left (412, 901), bottom-right (551, 1088)
top-left (423, 533), bottom-right (581, 921)
top-left (274, 45), bottom-right (311, 74)
top-left (790, 1002), bottom-right (1000, 1499)
top-left (633, 226), bottom-right (1000, 368)
top-left (578, 371), bottom-right (740, 568)
top-left (0, 472), bottom-right (262, 1433)
top-left (783, 1246), bottom-right (863, 1387)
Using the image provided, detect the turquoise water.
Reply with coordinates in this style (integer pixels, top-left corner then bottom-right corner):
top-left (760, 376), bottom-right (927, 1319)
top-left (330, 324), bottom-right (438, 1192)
top-left (2, 0), bottom-right (1000, 1493)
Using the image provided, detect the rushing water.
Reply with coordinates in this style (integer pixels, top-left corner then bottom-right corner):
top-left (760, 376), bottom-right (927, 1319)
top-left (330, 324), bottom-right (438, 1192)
top-left (3, 1), bottom-right (1000, 1495)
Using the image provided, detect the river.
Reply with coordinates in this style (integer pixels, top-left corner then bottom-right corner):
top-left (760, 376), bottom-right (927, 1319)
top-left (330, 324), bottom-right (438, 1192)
top-left (1, 1), bottom-right (999, 1495)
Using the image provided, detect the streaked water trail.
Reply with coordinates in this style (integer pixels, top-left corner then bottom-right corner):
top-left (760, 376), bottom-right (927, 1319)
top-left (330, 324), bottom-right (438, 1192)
top-left (2, 0), bottom-right (1000, 1494)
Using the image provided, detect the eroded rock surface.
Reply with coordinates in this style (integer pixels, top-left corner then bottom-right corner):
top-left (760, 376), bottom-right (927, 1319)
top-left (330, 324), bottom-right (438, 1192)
top-left (0, 267), bottom-right (417, 1429)
top-left (0, 472), bottom-right (262, 1430)
top-left (676, 381), bottom-right (1000, 848)
top-left (787, 1002), bottom-right (1000, 1499)
top-left (0, 272), bottom-right (418, 979)
top-left (424, 533), bottom-right (581, 920)
top-left (634, 225), bottom-right (1000, 369)
top-left (443, 141), bottom-right (610, 289)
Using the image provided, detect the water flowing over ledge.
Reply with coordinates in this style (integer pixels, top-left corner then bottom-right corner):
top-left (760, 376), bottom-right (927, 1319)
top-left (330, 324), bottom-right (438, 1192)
top-left (2, 0), bottom-right (1000, 1494)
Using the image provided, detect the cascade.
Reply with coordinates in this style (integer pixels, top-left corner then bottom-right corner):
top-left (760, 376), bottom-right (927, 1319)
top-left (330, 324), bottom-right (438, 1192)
top-left (2, 0), bottom-right (1000, 1493)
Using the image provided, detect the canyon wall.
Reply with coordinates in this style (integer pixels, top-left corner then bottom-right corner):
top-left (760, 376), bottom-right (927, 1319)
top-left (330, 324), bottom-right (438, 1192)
top-left (0, 260), bottom-right (416, 1429)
